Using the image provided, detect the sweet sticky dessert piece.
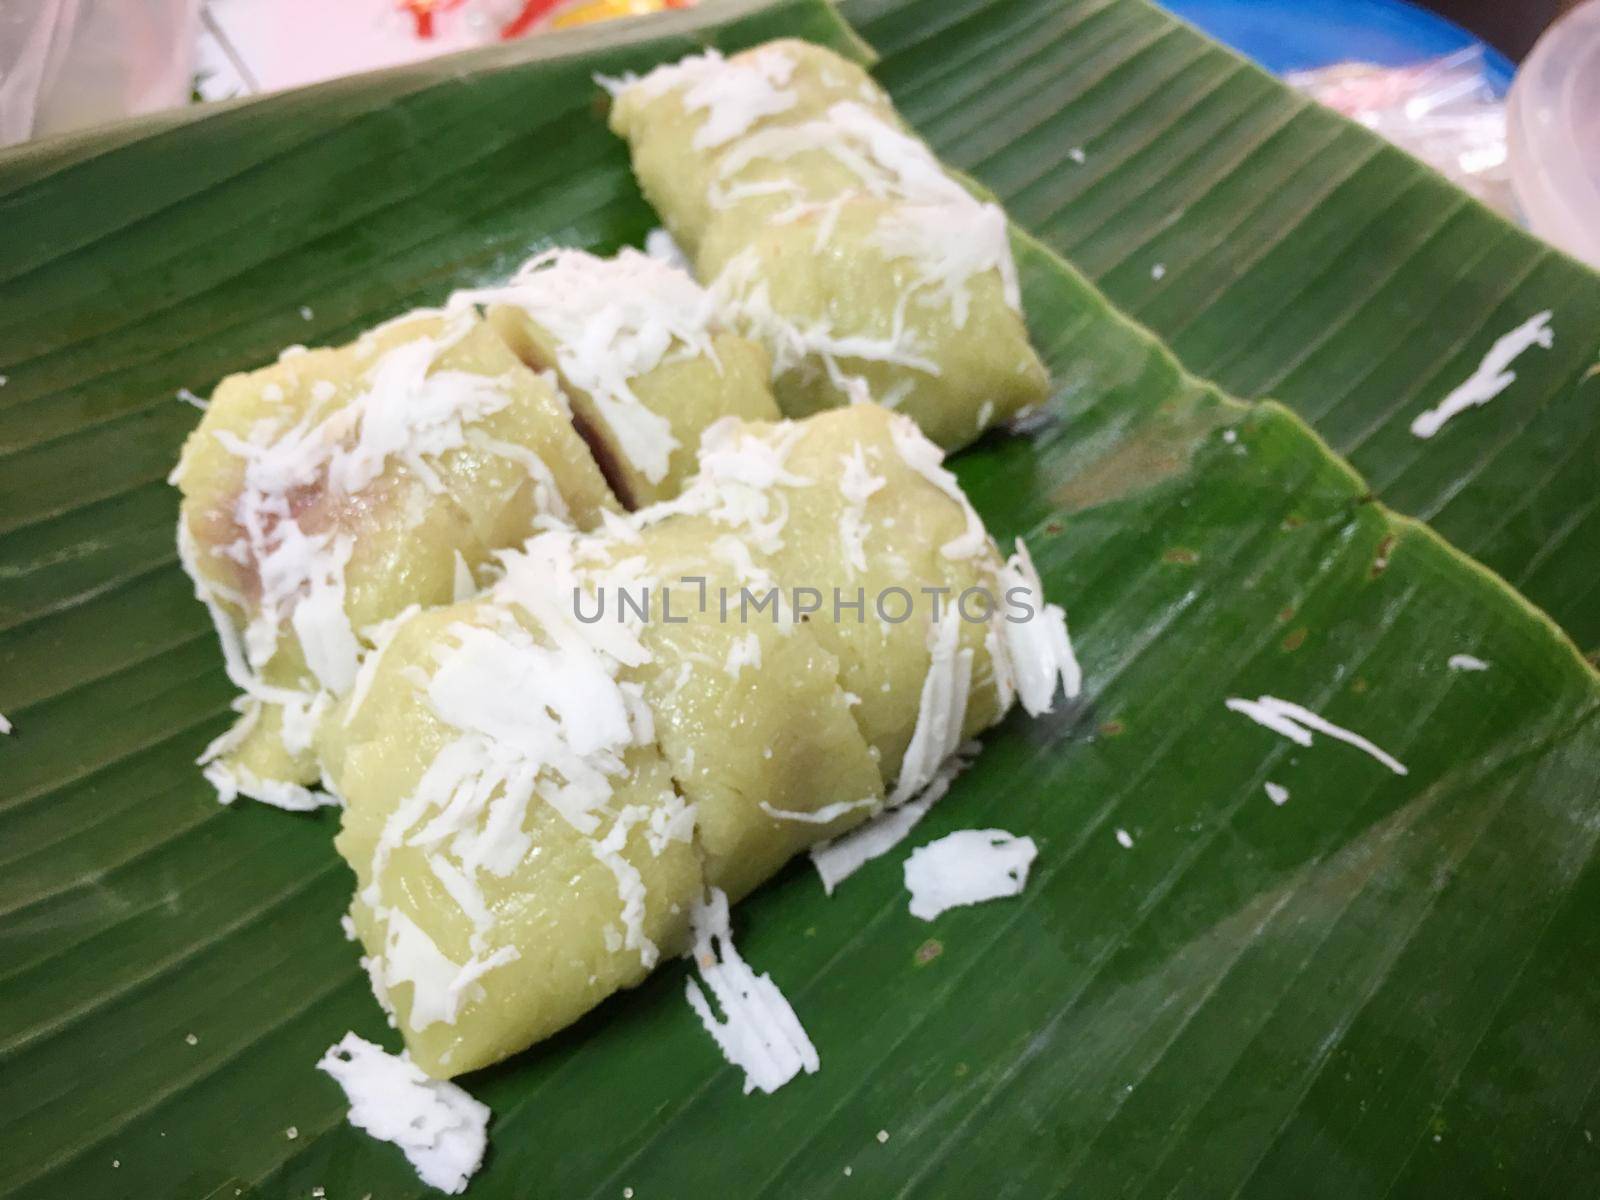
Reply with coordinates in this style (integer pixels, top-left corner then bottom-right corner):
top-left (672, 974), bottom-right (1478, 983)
top-left (606, 40), bottom-right (894, 257)
top-left (449, 248), bottom-right (781, 509)
top-left (579, 514), bottom-right (886, 902)
top-left (172, 309), bottom-right (616, 806)
top-left (606, 39), bottom-right (1050, 450)
top-left (648, 405), bottom-right (1022, 793)
top-left (322, 578), bottom-right (702, 1078)
top-left (317, 517), bottom-right (881, 1075)
top-left (315, 403), bottom-right (1077, 1079)
top-left (708, 197), bottom-right (1046, 480)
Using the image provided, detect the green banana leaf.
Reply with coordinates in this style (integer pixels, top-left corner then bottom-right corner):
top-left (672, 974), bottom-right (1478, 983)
top-left (845, 0), bottom-right (1600, 656)
top-left (2, 2), bottom-right (1597, 1198)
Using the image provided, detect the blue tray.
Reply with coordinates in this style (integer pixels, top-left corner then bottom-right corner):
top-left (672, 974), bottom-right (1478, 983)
top-left (1159, 0), bottom-right (1516, 93)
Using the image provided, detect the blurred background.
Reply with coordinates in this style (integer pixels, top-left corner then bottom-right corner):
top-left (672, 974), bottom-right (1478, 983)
top-left (1448, 0), bottom-right (1588, 57)
top-left (1418, 0), bottom-right (1568, 59)
top-left (0, 0), bottom-right (1593, 264)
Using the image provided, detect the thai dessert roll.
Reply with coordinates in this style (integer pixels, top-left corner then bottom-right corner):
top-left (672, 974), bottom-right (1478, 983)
top-left (768, 404), bottom-right (1014, 776)
top-left (320, 565), bottom-right (703, 1079)
top-left (606, 39), bottom-right (1049, 450)
top-left (314, 403), bottom-right (1078, 1079)
top-left (650, 405), bottom-right (1020, 793)
top-left (450, 248), bottom-right (780, 510)
top-left (605, 39), bottom-right (895, 256)
top-left (583, 515), bottom-right (885, 901)
top-left (707, 195), bottom-right (1047, 450)
top-left (317, 519), bottom-right (882, 1076)
top-left (172, 310), bottom-right (616, 807)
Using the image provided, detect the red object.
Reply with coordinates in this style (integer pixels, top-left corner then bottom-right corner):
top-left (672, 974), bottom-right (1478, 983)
top-left (501, 0), bottom-right (566, 38)
top-left (501, 0), bottom-right (695, 40)
top-left (401, 0), bottom-right (468, 38)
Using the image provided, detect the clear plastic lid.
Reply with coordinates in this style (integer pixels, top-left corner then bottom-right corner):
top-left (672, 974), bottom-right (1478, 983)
top-left (1507, 0), bottom-right (1600, 270)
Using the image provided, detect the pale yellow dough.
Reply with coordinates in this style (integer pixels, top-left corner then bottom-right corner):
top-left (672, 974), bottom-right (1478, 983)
top-left (488, 308), bottom-right (779, 509)
top-left (173, 312), bottom-right (615, 795)
top-left (324, 601), bottom-right (700, 1078)
top-left (608, 38), bottom-right (1050, 449)
top-left (316, 403), bottom-right (1036, 1078)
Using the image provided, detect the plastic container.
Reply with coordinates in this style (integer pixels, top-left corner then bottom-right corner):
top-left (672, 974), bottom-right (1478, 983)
top-left (1507, 0), bottom-right (1600, 271)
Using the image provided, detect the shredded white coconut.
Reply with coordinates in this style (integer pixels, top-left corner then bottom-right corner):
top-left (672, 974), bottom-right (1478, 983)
top-left (811, 746), bottom-right (977, 893)
top-left (836, 444), bottom-right (886, 573)
top-left (1447, 653), bottom-right (1490, 672)
top-left (759, 796), bottom-right (880, 825)
top-left (358, 533), bottom-right (665, 1032)
top-left (709, 104), bottom-right (970, 206)
top-left (200, 758), bottom-right (335, 812)
top-left (871, 200), bottom-right (1020, 326)
top-left (194, 697), bottom-right (338, 810)
top-left (646, 791), bottom-right (697, 856)
top-left (207, 312), bottom-right (513, 692)
top-left (1264, 781), bottom-right (1289, 806)
top-left (589, 803), bottom-right (660, 969)
top-left (1225, 695), bottom-right (1408, 776)
top-left (317, 1033), bottom-right (488, 1195)
top-left (887, 414), bottom-right (986, 560)
top-left (450, 249), bottom-right (722, 484)
top-left (609, 46), bottom-right (799, 150)
top-left (1411, 310), bottom-right (1554, 438)
top-left (639, 417), bottom-right (813, 555)
top-left (713, 248), bottom-right (941, 391)
top-left (890, 613), bottom-right (973, 805)
top-left (343, 605), bottom-right (422, 729)
top-left (903, 829), bottom-right (1037, 920)
top-left (381, 909), bottom-right (473, 1031)
top-left (684, 888), bottom-right (819, 1094)
top-left (175, 312), bottom-right (558, 813)
top-left (723, 632), bottom-right (763, 679)
top-left (643, 227), bottom-right (690, 271)
top-left (993, 539), bottom-right (1081, 715)
top-left (452, 552), bottom-right (476, 604)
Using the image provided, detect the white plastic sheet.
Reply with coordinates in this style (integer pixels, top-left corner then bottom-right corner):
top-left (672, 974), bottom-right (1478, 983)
top-left (0, 0), bottom-right (200, 146)
top-left (1287, 47), bottom-right (1513, 217)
